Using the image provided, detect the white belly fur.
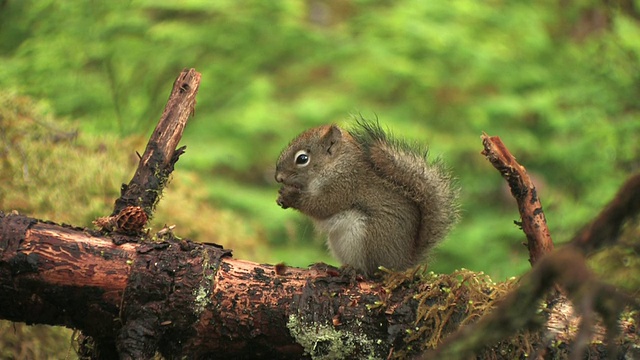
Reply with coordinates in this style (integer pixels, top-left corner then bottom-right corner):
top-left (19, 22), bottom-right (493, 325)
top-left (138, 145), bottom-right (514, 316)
top-left (313, 209), bottom-right (367, 270)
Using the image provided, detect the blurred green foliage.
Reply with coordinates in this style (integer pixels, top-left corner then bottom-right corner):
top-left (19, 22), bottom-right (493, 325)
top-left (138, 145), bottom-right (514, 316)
top-left (1, 0), bottom-right (638, 282)
top-left (0, 321), bottom-right (75, 360)
top-left (0, 1), bottom-right (639, 358)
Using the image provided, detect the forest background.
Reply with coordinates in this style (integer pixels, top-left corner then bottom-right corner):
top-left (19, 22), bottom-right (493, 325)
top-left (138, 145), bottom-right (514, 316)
top-left (0, 0), bottom-right (638, 358)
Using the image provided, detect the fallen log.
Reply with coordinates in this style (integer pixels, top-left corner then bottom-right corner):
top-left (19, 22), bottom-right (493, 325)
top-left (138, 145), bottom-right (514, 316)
top-left (0, 211), bottom-right (511, 359)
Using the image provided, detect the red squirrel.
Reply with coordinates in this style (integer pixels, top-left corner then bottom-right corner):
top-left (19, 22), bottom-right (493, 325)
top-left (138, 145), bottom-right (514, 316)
top-left (275, 119), bottom-right (459, 276)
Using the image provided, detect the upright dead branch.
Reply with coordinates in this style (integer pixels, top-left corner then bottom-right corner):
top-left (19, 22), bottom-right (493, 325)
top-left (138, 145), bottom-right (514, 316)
top-left (481, 133), bottom-right (554, 265)
top-left (110, 68), bottom-right (201, 231)
top-left (419, 139), bottom-right (640, 360)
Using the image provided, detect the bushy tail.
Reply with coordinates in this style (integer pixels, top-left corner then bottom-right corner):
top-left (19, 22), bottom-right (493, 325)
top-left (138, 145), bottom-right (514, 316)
top-left (351, 118), bottom-right (460, 256)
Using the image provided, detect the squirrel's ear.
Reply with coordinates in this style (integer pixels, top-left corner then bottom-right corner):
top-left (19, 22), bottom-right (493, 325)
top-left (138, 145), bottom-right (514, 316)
top-left (321, 125), bottom-right (343, 155)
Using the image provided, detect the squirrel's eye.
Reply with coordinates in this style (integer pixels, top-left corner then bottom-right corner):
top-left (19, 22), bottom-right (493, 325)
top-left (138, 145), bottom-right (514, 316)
top-left (294, 150), bottom-right (310, 167)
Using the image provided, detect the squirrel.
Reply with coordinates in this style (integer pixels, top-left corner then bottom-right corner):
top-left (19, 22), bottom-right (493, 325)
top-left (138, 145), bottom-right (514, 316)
top-left (275, 119), bottom-right (459, 276)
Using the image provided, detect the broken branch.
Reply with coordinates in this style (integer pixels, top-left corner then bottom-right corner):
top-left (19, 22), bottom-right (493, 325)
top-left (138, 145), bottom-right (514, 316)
top-left (481, 133), bottom-right (554, 265)
top-left (110, 68), bottom-right (201, 230)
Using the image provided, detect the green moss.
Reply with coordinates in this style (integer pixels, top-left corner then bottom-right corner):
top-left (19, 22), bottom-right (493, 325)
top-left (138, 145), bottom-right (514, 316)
top-left (287, 315), bottom-right (381, 360)
top-left (381, 267), bottom-right (518, 358)
top-left (0, 321), bottom-right (75, 359)
top-left (588, 221), bottom-right (640, 292)
top-left (192, 250), bottom-right (213, 314)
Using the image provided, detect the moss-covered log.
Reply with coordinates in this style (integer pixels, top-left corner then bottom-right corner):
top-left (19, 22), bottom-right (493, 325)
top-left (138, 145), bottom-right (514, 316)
top-left (2, 211), bottom-right (637, 359)
top-left (0, 211), bottom-right (494, 359)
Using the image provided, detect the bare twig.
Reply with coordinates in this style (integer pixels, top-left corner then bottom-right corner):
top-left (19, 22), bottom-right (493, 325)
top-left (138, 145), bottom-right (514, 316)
top-left (419, 143), bottom-right (640, 360)
top-left (419, 246), bottom-right (632, 360)
top-left (481, 133), bottom-right (554, 265)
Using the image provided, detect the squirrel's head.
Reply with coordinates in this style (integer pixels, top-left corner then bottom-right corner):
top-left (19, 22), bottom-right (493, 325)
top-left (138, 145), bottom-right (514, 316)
top-left (275, 124), bottom-right (357, 190)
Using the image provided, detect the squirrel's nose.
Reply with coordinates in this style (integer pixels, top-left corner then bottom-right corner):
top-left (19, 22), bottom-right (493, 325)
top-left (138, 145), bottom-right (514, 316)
top-left (275, 172), bottom-right (285, 183)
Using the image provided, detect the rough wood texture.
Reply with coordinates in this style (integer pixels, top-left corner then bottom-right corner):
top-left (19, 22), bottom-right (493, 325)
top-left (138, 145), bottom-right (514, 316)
top-left (0, 212), bottom-right (484, 359)
top-left (1, 209), bottom-right (637, 359)
top-left (481, 133), bottom-right (555, 265)
top-left (111, 68), bottom-right (200, 224)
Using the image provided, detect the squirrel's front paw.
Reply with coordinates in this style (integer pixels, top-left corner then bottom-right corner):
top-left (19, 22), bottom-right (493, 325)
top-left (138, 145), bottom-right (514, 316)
top-left (277, 186), bottom-right (300, 209)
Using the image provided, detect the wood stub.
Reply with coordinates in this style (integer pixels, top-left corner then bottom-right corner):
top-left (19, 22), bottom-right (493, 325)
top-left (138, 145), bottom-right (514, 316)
top-left (111, 69), bottom-right (201, 230)
top-left (481, 133), bottom-right (554, 266)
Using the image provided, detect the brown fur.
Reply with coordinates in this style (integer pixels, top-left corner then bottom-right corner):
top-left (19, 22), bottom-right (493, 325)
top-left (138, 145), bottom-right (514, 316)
top-left (275, 120), bottom-right (459, 276)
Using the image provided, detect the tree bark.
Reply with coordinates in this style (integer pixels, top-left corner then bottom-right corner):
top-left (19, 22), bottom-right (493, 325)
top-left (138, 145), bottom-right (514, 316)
top-left (0, 211), bottom-right (490, 359)
top-left (111, 68), bottom-right (200, 225)
top-left (481, 134), bottom-right (554, 266)
top-left (2, 212), bottom-right (637, 359)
